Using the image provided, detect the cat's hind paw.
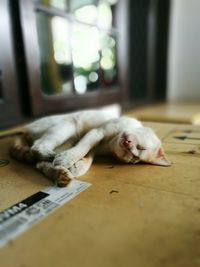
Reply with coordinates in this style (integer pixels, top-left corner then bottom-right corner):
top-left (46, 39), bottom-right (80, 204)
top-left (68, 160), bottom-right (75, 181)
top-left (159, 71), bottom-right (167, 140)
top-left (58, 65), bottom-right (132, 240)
top-left (10, 143), bottom-right (36, 164)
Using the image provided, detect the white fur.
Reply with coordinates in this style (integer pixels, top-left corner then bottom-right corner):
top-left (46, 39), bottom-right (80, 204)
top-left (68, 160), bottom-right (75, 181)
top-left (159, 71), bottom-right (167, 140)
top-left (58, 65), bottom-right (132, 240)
top-left (29, 105), bottom-right (121, 160)
top-left (51, 116), bottom-right (163, 167)
top-left (15, 105), bottom-right (170, 186)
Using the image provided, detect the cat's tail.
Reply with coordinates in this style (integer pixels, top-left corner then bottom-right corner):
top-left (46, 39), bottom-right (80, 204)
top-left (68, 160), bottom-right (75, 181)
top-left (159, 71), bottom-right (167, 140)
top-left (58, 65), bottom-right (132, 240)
top-left (10, 134), bottom-right (36, 164)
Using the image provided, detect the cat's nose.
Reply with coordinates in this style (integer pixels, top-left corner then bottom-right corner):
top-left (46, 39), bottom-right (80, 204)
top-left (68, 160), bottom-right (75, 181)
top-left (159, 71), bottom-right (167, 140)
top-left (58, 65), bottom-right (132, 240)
top-left (123, 139), bottom-right (133, 149)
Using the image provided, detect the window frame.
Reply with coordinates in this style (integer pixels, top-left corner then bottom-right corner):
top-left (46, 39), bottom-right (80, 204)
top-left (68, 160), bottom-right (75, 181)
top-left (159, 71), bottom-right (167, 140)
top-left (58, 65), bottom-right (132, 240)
top-left (0, 0), bottom-right (21, 128)
top-left (18, 0), bottom-right (122, 116)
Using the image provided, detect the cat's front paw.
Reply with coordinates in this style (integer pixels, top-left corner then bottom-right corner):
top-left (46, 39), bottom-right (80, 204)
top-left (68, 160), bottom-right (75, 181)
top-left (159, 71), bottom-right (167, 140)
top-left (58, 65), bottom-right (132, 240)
top-left (69, 159), bottom-right (88, 177)
top-left (53, 151), bottom-right (77, 168)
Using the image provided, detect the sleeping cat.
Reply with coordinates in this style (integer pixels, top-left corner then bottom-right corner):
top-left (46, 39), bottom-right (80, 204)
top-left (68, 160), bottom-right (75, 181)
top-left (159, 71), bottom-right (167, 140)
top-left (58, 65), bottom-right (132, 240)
top-left (10, 106), bottom-right (171, 187)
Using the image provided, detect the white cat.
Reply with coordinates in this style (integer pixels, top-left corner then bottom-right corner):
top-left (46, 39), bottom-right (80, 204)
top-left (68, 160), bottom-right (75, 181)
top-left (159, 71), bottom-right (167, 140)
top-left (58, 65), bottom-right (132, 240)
top-left (10, 106), bottom-right (171, 186)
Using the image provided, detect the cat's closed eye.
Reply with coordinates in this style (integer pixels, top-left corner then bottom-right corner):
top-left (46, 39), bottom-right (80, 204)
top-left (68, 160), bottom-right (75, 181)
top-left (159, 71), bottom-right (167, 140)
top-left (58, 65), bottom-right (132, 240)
top-left (136, 144), bottom-right (146, 150)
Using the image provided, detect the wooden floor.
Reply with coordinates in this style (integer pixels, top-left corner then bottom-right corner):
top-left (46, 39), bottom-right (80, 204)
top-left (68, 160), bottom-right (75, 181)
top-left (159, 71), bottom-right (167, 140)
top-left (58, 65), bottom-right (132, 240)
top-left (0, 119), bottom-right (200, 267)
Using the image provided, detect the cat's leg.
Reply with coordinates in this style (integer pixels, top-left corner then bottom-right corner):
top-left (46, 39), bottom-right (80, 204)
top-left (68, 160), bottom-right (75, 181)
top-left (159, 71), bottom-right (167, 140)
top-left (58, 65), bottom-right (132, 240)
top-left (36, 161), bottom-right (73, 187)
top-left (31, 122), bottom-right (76, 161)
top-left (37, 151), bottom-right (95, 186)
top-left (53, 128), bottom-right (104, 168)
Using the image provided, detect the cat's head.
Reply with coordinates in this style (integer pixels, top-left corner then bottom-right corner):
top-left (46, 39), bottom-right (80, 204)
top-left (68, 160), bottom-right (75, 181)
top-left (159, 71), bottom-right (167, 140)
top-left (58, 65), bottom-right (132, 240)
top-left (111, 127), bottom-right (171, 166)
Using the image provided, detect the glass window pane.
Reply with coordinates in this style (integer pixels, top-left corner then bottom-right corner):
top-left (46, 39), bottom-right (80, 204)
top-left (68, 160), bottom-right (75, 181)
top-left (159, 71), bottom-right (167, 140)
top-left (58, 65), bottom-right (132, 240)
top-left (34, 0), bottom-right (68, 11)
top-left (97, 0), bottom-right (118, 29)
top-left (99, 0), bottom-right (118, 3)
top-left (72, 24), bottom-right (100, 94)
top-left (71, 0), bottom-right (118, 29)
top-left (97, 2), bottom-right (112, 29)
top-left (36, 12), bottom-right (73, 95)
top-left (74, 5), bottom-right (98, 24)
top-left (70, 0), bottom-right (96, 11)
top-left (100, 33), bottom-right (117, 87)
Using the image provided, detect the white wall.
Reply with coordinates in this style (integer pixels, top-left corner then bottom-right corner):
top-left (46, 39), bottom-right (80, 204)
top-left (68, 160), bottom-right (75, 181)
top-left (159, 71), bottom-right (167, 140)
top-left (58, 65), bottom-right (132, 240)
top-left (167, 0), bottom-right (200, 101)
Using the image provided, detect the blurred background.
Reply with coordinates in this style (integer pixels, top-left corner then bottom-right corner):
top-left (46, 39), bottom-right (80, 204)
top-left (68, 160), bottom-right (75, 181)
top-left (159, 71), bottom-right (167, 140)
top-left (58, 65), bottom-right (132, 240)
top-left (0, 0), bottom-right (199, 129)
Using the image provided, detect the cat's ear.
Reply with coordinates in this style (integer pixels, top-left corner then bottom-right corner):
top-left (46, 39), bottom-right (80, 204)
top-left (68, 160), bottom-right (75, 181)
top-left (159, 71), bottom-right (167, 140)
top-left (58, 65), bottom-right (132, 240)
top-left (151, 148), bottom-right (171, 166)
top-left (122, 133), bottom-right (136, 149)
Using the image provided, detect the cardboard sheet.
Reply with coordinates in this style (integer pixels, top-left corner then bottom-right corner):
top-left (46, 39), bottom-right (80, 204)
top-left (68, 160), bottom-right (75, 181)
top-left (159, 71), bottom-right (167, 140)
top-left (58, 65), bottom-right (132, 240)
top-left (125, 102), bottom-right (200, 124)
top-left (0, 122), bottom-right (200, 267)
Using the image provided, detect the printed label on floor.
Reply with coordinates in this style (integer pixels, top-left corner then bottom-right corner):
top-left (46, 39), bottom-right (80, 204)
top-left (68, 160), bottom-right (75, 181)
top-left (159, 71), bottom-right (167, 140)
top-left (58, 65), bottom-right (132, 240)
top-left (0, 180), bottom-right (91, 246)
